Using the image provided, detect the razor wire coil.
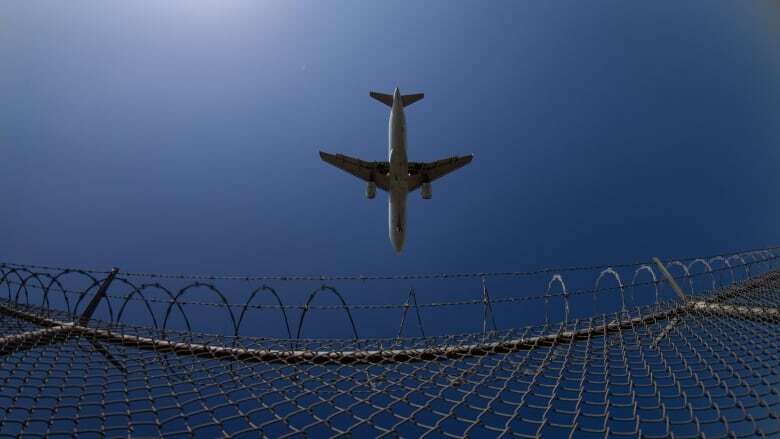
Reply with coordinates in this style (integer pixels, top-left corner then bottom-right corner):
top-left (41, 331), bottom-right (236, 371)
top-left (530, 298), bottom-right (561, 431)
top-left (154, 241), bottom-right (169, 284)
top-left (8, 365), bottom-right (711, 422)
top-left (0, 246), bottom-right (778, 438)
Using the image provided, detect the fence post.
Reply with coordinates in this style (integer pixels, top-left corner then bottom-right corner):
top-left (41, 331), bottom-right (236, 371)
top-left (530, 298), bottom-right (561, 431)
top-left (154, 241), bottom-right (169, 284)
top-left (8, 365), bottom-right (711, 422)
top-left (481, 277), bottom-right (497, 333)
top-left (651, 258), bottom-right (687, 301)
top-left (79, 268), bottom-right (119, 325)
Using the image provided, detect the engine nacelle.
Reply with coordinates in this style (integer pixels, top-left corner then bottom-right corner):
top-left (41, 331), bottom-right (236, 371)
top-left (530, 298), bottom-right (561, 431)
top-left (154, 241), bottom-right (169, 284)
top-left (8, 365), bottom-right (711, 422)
top-left (366, 181), bottom-right (376, 199)
top-left (421, 182), bottom-right (432, 200)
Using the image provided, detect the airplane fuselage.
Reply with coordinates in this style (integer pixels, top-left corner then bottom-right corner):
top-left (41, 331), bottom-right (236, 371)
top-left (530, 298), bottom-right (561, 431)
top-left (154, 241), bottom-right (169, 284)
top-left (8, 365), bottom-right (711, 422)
top-left (388, 88), bottom-right (408, 252)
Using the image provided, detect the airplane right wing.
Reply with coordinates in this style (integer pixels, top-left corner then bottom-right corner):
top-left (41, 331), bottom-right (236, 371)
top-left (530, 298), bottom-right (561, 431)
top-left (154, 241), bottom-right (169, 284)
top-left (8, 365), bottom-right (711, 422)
top-left (319, 151), bottom-right (391, 191)
top-left (407, 155), bottom-right (474, 192)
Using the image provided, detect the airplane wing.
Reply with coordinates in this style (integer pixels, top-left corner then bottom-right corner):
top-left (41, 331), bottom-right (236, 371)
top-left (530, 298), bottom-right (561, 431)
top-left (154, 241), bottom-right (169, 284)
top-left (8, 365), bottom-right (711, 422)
top-left (319, 151), bottom-right (391, 191)
top-left (407, 155), bottom-right (474, 192)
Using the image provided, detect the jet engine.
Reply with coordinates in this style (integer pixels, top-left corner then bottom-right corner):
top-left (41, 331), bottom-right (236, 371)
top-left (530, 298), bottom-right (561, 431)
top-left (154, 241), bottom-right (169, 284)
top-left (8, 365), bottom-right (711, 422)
top-left (421, 182), bottom-right (432, 199)
top-left (366, 181), bottom-right (376, 199)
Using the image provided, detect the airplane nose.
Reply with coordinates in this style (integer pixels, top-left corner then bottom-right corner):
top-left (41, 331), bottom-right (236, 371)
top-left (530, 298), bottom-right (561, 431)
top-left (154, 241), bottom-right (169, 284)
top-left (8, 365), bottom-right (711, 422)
top-left (391, 230), bottom-right (405, 253)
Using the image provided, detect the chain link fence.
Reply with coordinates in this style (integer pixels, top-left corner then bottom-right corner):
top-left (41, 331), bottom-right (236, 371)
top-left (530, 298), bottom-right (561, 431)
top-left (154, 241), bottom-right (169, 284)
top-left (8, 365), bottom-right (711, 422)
top-left (0, 247), bottom-right (778, 437)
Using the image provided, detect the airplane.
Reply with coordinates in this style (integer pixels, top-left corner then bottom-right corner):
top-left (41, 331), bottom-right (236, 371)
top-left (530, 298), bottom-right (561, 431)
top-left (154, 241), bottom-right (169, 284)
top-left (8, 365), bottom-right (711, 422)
top-left (319, 88), bottom-right (473, 253)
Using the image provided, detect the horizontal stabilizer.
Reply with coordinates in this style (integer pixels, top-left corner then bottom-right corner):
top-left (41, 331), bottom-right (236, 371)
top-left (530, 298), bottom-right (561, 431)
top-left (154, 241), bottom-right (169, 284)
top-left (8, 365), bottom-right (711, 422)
top-left (369, 92), bottom-right (394, 107)
top-left (369, 91), bottom-right (425, 107)
top-left (401, 93), bottom-right (424, 107)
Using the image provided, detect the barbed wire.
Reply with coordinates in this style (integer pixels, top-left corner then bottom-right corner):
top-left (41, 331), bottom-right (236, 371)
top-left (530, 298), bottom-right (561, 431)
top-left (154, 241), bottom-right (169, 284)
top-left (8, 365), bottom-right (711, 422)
top-left (0, 247), bottom-right (778, 437)
top-left (1, 247), bottom-right (776, 340)
top-left (0, 260), bottom-right (761, 311)
top-left (2, 244), bottom-right (777, 281)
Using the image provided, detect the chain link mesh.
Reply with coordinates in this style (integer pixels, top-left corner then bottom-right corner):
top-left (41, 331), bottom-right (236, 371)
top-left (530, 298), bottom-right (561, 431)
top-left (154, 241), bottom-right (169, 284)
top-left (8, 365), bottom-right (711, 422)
top-left (0, 248), bottom-right (778, 437)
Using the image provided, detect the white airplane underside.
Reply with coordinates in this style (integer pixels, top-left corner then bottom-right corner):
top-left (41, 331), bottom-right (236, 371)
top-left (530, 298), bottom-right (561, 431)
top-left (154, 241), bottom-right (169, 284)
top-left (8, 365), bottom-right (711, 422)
top-left (319, 88), bottom-right (473, 252)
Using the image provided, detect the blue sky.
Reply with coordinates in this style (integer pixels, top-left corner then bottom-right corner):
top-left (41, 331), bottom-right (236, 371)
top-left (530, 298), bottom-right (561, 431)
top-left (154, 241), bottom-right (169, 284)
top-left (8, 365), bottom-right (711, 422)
top-left (3, 1), bottom-right (780, 279)
top-left (4, 6), bottom-right (780, 437)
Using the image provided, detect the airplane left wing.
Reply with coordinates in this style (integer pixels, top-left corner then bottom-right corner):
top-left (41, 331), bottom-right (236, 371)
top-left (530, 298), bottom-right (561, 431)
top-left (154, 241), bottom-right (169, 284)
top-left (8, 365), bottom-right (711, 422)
top-left (407, 155), bottom-right (474, 192)
top-left (319, 151), bottom-right (391, 191)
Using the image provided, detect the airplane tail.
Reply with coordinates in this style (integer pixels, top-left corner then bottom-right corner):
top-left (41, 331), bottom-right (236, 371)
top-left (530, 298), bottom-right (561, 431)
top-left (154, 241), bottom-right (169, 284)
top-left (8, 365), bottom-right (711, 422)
top-left (369, 91), bottom-right (424, 108)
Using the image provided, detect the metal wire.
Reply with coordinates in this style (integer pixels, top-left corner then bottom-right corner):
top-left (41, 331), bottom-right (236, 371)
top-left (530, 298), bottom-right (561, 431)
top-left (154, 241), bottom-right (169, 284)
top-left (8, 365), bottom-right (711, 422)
top-left (2, 243), bottom-right (777, 281)
top-left (0, 247), bottom-right (778, 437)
